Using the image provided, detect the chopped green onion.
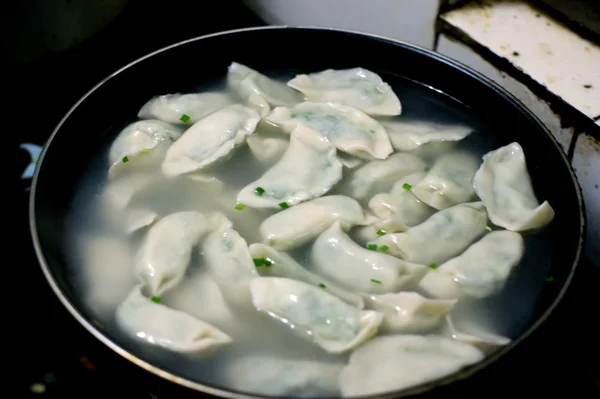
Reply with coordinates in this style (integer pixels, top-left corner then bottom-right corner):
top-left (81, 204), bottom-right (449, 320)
top-left (379, 245), bottom-right (389, 252)
top-left (376, 229), bottom-right (386, 236)
top-left (367, 244), bottom-right (377, 251)
top-left (151, 296), bottom-right (161, 304)
top-left (485, 225), bottom-right (492, 232)
top-left (319, 283), bottom-right (327, 288)
top-left (180, 113), bottom-right (191, 123)
top-left (253, 258), bottom-right (265, 267)
top-left (278, 202), bottom-right (289, 209)
top-left (255, 187), bottom-right (265, 196)
top-left (424, 166), bottom-right (431, 172)
top-left (370, 279), bottom-right (382, 284)
top-left (545, 276), bottom-right (554, 283)
top-left (234, 203), bottom-right (245, 211)
top-left (402, 183), bottom-right (412, 191)
top-left (428, 263), bottom-right (438, 269)
top-left (142, 148), bottom-right (149, 153)
top-left (122, 156), bottom-right (129, 163)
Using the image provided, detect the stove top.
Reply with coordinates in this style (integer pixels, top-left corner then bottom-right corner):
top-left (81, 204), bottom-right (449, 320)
top-left (12, 1), bottom-right (599, 397)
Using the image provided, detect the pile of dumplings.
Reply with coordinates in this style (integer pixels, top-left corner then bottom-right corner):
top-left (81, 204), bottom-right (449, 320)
top-left (90, 62), bottom-right (555, 397)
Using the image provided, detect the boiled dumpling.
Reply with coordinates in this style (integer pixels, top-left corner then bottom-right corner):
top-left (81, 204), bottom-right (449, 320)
top-left (124, 208), bottom-right (159, 234)
top-left (259, 195), bottom-right (366, 250)
top-left (115, 285), bottom-right (232, 354)
top-left (473, 142), bottom-right (555, 231)
top-left (418, 230), bottom-right (525, 299)
top-left (381, 119), bottom-right (472, 151)
top-left (161, 104), bottom-right (260, 177)
top-left (287, 67), bottom-right (401, 116)
top-left (442, 316), bottom-right (511, 353)
top-left (266, 101), bottom-right (393, 160)
top-left (227, 62), bottom-right (303, 116)
top-left (352, 216), bottom-right (411, 244)
top-left (249, 243), bottom-right (365, 309)
top-left (135, 211), bottom-right (212, 296)
top-left (312, 222), bottom-right (428, 294)
top-left (249, 277), bottom-right (383, 353)
top-left (338, 335), bottom-right (484, 397)
top-left (236, 125), bottom-right (343, 209)
top-left (246, 131), bottom-right (289, 166)
top-left (137, 92), bottom-right (232, 124)
top-left (365, 292), bottom-right (457, 333)
top-left (371, 202), bottom-right (488, 265)
top-left (412, 151), bottom-right (480, 210)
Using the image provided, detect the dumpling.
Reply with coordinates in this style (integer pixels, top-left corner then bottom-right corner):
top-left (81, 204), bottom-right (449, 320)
top-left (338, 335), bottom-right (484, 397)
top-left (259, 195), bottom-right (366, 250)
top-left (249, 277), bottom-right (383, 354)
top-left (115, 285), bottom-right (232, 354)
top-left (202, 214), bottom-right (258, 306)
top-left (286, 67), bottom-right (401, 116)
top-left (442, 316), bottom-right (511, 353)
top-left (108, 120), bottom-right (182, 174)
top-left (312, 222), bottom-right (428, 294)
top-left (236, 125), bottom-right (343, 209)
top-left (249, 243), bottom-right (365, 309)
top-left (365, 292), bottom-right (457, 333)
top-left (246, 132), bottom-right (289, 166)
top-left (418, 230), bottom-right (524, 299)
top-left (135, 211), bottom-right (212, 296)
top-left (381, 119), bottom-right (472, 151)
top-left (224, 355), bottom-right (341, 397)
top-left (227, 62), bottom-right (303, 116)
top-left (352, 216), bottom-right (410, 244)
top-left (266, 101), bottom-right (393, 160)
top-left (368, 172), bottom-right (435, 226)
top-left (473, 142), bottom-right (555, 231)
top-left (161, 104), bottom-right (260, 177)
top-left (411, 152), bottom-right (480, 210)
top-left (137, 92), bottom-right (232, 124)
top-left (371, 202), bottom-right (488, 265)
top-left (338, 153), bottom-right (427, 202)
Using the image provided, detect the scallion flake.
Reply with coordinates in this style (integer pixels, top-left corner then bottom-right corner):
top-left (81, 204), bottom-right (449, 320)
top-left (402, 183), bottom-right (412, 191)
top-left (485, 225), bottom-right (492, 232)
top-left (367, 244), bottom-right (377, 251)
top-left (545, 276), bottom-right (554, 283)
top-left (151, 296), bottom-right (161, 304)
top-left (319, 283), bottom-right (327, 288)
top-left (234, 203), bottom-right (245, 211)
top-left (428, 263), bottom-right (438, 269)
top-left (255, 187), bottom-right (265, 196)
top-left (180, 113), bottom-right (191, 123)
top-left (122, 156), bottom-right (129, 163)
top-left (279, 202), bottom-right (289, 209)
top-left (379, 245), bottom-right (389, 252)
top-left (370, 279), bottom-right (382, 284)
top-left (142, 148), bottom-right (149, 153)
top-left (376, 229), bottom-right (386, 236)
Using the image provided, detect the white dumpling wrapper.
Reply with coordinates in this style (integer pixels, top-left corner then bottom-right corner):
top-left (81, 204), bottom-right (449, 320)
top-left (371, 202), bottom-right (488, 265)
top-left (312, 222), bottom-right (428, 294)
top-left (137, 92), bottom-right (232, 124)
top-left (266, 101), bottom-right (393, 160)
top-left (237, 125), bottom-right (343, 209)
top-left (287, 67), bottom-right (401, 116)
top-left (339, 335), bottom-right (484, 397)
top-left (115, 285), bottom-right (232, 354)
top-left (259, 195), bottom-right (366, 250)
top-left (412, 152), bottom-right (480, 210)
top-left (365, 292), bottom-right (457, 333)
top-left (339, 153), bottom-right (427, 201)
top-left (442, 316), bottom-right (511, 353)
top-left (418, 230), bottom-right (524, 299)
top-left (381, 119), bottom-right (472, 151)
top-left (246, 132), bottom-right (289, 166)
top-left (124, 208), bottom-right (159, 234)
top-left (473, 142), bottom-right (555, 231)
top-left (227, 62), bottom-right (303, 116)
top-left (161, 104), bottom-right (260, 177)
top-left (224, 355), bottom-right (342, 397)
top-left (249, 243), bottom-right (365, 309)
top-left (249, 277), bottom-right (383, 354)
top-left (135, 211), bottom-right (212, 296)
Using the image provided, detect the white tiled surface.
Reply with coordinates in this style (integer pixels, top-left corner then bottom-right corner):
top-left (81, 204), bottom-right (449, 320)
top-left (441, 0), bottom-right (600, 121)
top-left (572, 133), bottom-right (600, 266)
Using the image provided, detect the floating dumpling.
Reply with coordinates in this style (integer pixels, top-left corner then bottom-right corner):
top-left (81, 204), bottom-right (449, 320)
top-left (287, 68), bottom-right (401, 116)
top-left (116, 285), bottom-right (232, 354)
top-left (161, 104), bottom-right (260, 177)
top-left (137, 92), bottom-right (232, 124)
top-left (381, 119), bottom-right (472, 151)
top-left (249, 243), bottom-right (365, 309)
top-left (418, 230), bottom-right (524, 299)
top-left (411, 152), bottom-right (480, 210)
top-left (365, 292), bottom-right (457, 333)
top-left (227, 62), bottom-right (303, 116)
top-left (442, 316), bottom-right (511, 353)
top-left (312, 222), bottom-right (428, 294)
top-left (266, 101), bottom-right (393, 160)
top-left (338, 335), bottom-right (484, 397)
top-left (473, 142), bottom-right (555, 231)
top-left (259, 195), bottom-right (366, 250)
top-left (249, 277), bottom-right (383, 353)
top-left (135, 211), bottom-right (212, 296)
top-left (237, 125), bottom-right (343, 209)
top-left (371, 202), bottom-right (488, 265)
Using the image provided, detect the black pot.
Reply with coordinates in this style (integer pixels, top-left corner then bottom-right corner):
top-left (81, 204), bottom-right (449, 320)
top-left (30, 26), bottom-right (585, 398)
